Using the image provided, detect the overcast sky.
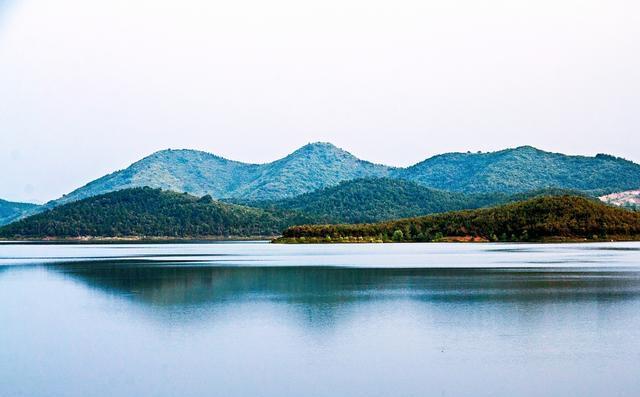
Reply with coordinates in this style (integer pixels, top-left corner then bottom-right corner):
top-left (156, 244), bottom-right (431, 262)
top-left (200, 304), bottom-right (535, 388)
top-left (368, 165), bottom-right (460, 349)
top-left (1, 0), bottom-right (639, 203)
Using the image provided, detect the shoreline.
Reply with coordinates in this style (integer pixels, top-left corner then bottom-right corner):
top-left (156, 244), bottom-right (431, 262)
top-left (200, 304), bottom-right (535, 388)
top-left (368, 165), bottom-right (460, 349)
top-left (2, 235), bottom-right (639, 245)
top-left (0, 235), bottom-right (276, 244)
top-left (272, 235), bottom-right (640, 244)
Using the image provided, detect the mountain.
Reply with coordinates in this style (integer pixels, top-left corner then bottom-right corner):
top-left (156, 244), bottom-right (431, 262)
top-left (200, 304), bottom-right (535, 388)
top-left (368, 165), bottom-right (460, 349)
top-left (228, 142), bottom-right (390, 200)
top-left (0, 199), bottom-right (40, 226)
top-left (51, 149), bottom-right (259, 207)
top-left (394, 146), bottom-right (640, 194)
top-left (40, 144), bottom-right (640, 209)
top-left (0, 188), bottom-right (311, 239)
top-left (49, 142), bottom-right (390, 207)
top-left (277, 196), bottom-right (640, 243)
top-left (230, 179), bottom-right (589, 224)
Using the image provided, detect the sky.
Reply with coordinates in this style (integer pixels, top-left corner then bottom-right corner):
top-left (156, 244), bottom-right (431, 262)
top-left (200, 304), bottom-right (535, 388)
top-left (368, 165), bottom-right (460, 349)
top-left (1, 0), bottom-right (639, 203)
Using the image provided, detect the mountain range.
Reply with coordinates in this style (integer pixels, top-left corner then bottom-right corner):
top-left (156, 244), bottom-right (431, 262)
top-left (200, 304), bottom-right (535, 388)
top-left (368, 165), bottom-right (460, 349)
top-left (48, 142), bottom-right (640, 207)
top-left (2, 142), bottom-right (640, 228)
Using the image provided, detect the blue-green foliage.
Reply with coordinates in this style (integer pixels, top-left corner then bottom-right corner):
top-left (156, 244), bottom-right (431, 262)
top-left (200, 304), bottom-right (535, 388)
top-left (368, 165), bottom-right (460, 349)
top-left (42, 144), bottom-right (640, 210)
top-left (394, 146), bottom-right (640, 194)
top-left (50, 143), bottom-right (389, 207)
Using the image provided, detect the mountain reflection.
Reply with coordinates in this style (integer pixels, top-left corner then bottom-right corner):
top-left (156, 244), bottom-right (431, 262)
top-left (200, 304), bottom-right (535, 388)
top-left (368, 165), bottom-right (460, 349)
top-left (50, 261), bottom-right (640, 308)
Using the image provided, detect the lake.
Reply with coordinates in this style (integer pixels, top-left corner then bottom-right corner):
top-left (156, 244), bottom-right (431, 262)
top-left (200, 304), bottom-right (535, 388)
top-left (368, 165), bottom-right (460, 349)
top-left (1, 242), bottom-right (640, 397)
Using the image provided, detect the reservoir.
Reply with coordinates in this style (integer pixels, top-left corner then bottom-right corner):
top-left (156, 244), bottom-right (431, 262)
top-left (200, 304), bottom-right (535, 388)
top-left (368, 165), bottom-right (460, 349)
top-left (1, 242), bottom-right (640, 396)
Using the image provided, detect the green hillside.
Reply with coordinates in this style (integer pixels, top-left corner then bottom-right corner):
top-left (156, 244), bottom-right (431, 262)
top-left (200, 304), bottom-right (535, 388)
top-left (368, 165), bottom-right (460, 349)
top-left (276, 196), bottom-right (640, 243)
top-left (0, 199), bottom-right (40, 226)
top-left (233, 178), bottom-right (471, 223)
top-left (231, 179), bottom-right (587, 224)
top-left (394, 146), bottom-right (640, 194)
top-left (0, 188), bottom-right (310, 239)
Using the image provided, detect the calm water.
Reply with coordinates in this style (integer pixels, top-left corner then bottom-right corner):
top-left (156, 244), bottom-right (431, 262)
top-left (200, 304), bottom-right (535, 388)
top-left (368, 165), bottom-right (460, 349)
top-left (2, 242), bottom-right (640, 397)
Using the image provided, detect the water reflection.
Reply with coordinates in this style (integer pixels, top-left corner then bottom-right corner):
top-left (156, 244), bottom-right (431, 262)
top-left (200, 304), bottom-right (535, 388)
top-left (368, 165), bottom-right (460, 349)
top-left (49, 261), bottom-right (640, 323)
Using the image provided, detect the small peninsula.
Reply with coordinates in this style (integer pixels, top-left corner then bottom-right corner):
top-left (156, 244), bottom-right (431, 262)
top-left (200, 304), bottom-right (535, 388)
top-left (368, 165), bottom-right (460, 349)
top-left (274, 196), bottom-right (640, 243)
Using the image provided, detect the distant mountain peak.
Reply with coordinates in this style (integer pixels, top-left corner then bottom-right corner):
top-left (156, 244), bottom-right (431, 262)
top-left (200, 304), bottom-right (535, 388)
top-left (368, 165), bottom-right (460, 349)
top-left (511, 145), bottom-right (541, 152)
top-left (140, 148), bottom-right (235, 163)
top-left (291, 142), bottom-right (348, 156)
top-left (303, 141), bottom-right (338, 148)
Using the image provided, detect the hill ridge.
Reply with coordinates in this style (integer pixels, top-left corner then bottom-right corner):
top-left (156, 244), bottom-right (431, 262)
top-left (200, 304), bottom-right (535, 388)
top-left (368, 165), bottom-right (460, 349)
top-left (41, 143), bottom-right (640, 208)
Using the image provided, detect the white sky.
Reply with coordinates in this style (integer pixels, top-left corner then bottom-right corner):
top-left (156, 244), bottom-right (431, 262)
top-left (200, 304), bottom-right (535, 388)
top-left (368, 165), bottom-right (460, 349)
top-left (1, 0), bottom-right (639, 203)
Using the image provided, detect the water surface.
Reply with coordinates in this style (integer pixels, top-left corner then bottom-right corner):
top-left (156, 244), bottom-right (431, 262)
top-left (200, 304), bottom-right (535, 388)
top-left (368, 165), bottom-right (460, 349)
top-left (1, 242), bottom-right (640, 396)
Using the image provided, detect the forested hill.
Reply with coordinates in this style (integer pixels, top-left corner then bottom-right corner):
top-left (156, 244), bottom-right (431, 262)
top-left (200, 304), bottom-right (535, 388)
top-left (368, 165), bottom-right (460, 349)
top-left (0, 188), bottom-right (311, 239)
top-left (230, 178), bottom-right (587, 224)
top-left (0, 199), bottom-right (40, 226)
top-left (236, 178), bottom-right (473, 223)
top-left (276, 196), bottom-right (640, 243)
top-left (393, 146), bottom-right (640, 194)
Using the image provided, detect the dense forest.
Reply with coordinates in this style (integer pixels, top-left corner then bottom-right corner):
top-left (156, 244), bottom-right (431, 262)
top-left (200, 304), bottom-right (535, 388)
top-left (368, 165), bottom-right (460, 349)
top-left (0, 188), bottom-right (311, 239)
top-left (276, 196), bottom-right (640, 243)
top-left (2, 185), bottom-right (634, 242)
top-left (231, 178), bottom-right (586, 224)
top-left (232, 178), bottom-right (472, 223)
